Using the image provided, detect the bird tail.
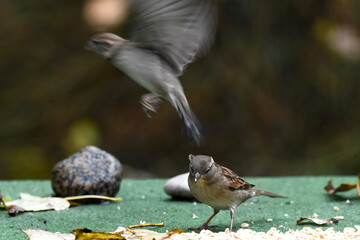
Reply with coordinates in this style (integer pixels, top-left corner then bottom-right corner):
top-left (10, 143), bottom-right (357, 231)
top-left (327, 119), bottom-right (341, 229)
top-left (253, 188), bottom-right (286, 198)
top-left (172, 93), bottom-right (202, 146)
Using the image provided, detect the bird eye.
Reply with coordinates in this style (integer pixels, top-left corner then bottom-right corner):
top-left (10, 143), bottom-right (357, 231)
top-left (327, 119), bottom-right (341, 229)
top-left (205, 167), bottom-right (211, 173)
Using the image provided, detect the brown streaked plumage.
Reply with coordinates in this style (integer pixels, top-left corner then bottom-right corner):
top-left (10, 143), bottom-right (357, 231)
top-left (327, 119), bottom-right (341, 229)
top-left (188, 154), bottom-right (286, 231)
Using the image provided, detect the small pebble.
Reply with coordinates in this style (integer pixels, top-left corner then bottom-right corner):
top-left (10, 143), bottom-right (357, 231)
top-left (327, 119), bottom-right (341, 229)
top-left (163, 172), bottom-right (193, 199)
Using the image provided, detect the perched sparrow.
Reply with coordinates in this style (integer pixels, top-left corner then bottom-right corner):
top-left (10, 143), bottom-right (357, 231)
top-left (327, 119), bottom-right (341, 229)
top-left (86, 0), bottom-right (217, 145)
top-left (188, 154), bottom-right (286, 231)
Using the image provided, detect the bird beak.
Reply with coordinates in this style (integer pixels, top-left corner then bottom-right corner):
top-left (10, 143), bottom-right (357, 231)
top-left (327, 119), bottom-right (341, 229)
top-left (194, 172), bottom-right (201, 183)
top-left (84, 40), bottom-right (94, 51)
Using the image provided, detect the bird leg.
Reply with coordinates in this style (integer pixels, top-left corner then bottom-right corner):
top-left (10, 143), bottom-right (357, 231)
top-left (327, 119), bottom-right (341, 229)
top-left (229, 207), bottom-right (236, 232)
top-left (188, 209), bottom-right (220, 230)
top-left (140, 93), bottom-right (162, 118)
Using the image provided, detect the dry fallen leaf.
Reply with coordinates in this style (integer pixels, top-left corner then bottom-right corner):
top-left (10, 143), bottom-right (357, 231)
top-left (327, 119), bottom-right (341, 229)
top-left (1, 193), bottom-right (122, 216)
top-left (324, 180), bottom-right (357, 195)
top-left (296, 216), bottom-right (343, 225)
top-left (23, 222), bottom-right (183, 240)
top-left (357, 173), bottom-right (360, 197)
top-left (23, 229), bottom-right (75, 240)
top-left (71, 228), bottom-right (125, 240)
top-left (325, 174), bottom-right (360, 197)
top-left (4, 193), bottom-right (70, 212)
top-left (114, 226), bottom-right (183, 240)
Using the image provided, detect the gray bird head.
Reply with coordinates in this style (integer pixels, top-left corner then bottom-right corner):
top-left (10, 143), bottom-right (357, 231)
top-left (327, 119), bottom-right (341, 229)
top-left (86, 32), bottom-right (127, 60)
top-left (188, 154), bottom-right (216, 183)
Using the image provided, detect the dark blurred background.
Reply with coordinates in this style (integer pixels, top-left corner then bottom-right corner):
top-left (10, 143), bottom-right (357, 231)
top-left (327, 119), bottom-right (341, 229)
top-left (1, 0), bottom-right (359, 179)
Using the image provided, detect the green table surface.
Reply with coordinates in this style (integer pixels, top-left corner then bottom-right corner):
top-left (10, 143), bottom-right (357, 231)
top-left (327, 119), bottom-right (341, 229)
top-left (0, 176), bottom-right (359, 239)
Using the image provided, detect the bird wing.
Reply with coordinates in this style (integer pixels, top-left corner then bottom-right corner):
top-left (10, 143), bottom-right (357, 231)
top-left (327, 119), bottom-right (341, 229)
top-left (220, 165), bottom-right (254, 191)
top-left (128, 0), bottom-right (217, 76)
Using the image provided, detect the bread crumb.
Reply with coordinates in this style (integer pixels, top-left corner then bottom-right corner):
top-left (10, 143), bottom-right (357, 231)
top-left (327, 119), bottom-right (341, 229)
top-left (266, 218), bottom-right (273, 222)
top-left (240, 223), bottom-right (249, 228)
top-left (167, 226), bottom-right (360, 239)
top-left (334, 206), bottom-right (339, 211)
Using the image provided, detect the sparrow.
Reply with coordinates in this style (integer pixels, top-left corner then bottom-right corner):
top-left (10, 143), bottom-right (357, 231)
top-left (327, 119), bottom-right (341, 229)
top-left (86, 0), bottom-right (217, 145)
top-left (188, 154), bottom-right (286, 231)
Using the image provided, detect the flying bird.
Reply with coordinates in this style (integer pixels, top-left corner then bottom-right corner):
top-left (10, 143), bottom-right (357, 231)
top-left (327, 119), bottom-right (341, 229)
top-left (86, 0), bottom-right (217, 145)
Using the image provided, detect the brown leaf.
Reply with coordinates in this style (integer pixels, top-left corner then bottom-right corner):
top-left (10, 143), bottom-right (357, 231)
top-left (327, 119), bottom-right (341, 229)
top-left (71, 228), bottom-right (125, 240)
top-left (357, 173), bottom-right (360, 198)
top-left (324, 179), bottom-right (357, 195)
top-left (127, 221), bottom-right (164, 229)
top-left (296, 216), bottom-right (343, 225)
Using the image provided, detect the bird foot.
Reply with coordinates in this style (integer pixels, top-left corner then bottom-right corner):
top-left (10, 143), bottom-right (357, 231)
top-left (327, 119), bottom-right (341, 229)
top-left (140, 93), bottom-right (162, 118)
top-left (188, 224), bottom-right (218, 231)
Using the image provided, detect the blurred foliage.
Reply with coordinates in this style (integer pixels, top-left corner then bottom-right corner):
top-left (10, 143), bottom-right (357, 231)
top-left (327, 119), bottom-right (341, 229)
top-left (0, 0), bottom-right (359, 179)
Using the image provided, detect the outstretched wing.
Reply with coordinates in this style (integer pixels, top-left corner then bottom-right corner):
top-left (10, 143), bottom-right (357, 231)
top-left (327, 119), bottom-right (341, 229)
top-left (220, 165), bottom-right (254, 191)
top-left (128, 0), bottom-right (217, 76)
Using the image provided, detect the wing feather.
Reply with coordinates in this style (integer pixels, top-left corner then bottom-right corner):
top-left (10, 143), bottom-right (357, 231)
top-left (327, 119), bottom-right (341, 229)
top-left (128, 0), bottom-right (217, 76)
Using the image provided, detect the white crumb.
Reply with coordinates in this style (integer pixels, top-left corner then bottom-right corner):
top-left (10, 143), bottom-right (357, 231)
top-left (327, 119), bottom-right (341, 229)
top-left (168, 226), bottom-right (360, 239)
top-left (240, 223), bottom-right (249, 228)
top-left (266, 218), bottom-right (273, 222)
top-left (192, 213), bottom-right (199, 219)
top-left (334, 206), bottom-right (339, 211)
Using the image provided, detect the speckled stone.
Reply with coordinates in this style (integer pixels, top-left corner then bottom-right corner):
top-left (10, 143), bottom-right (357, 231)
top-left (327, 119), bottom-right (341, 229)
top-left (51, 146), bottom-right (123, 198)
top-left (164, 172), bottom-right (193, 199)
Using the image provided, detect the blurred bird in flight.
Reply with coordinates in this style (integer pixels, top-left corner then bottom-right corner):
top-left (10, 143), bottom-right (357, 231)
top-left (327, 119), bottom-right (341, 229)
top-left (86, 0), bottom-right (217, 145)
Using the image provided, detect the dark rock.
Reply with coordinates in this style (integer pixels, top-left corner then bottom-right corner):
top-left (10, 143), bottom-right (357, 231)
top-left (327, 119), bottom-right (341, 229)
top-left (51, 146), bottom-right (122, 198)
top-left (164, 172), bottom-right (193, 199)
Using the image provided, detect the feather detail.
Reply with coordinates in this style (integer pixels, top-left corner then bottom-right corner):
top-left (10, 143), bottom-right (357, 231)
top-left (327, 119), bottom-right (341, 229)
top-left (218, 164), bottom-right (254, 191)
